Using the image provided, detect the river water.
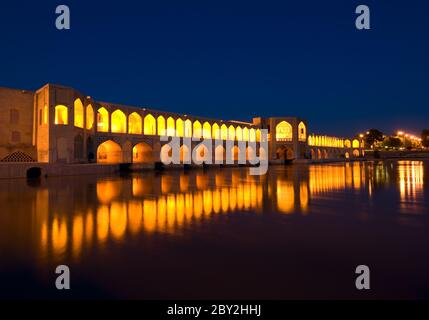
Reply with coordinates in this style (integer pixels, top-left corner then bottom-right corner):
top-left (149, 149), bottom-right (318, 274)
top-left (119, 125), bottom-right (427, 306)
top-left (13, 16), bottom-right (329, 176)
top-left (0, 160), bottom-right (428, 299)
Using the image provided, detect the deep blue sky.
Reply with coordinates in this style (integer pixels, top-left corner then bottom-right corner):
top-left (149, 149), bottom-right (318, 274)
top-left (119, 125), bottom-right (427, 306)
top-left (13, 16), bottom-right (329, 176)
top-left (1, 0), bottom-right (428, 136)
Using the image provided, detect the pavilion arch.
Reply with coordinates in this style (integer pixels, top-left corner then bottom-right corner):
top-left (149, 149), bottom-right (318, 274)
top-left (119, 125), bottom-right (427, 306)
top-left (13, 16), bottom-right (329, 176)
top-left (128, 112), bottom-right (142, 134)
top-left (276, 121), bottom-right (293, 141)
top-left (353, 149), bottom-right (360, 157)
top-left (352, 139), bottom-right (360, 149)
top-left (157, 116), bottom-right (166, 135)
top-left (97, 107), bottom-right (109, 132)
top-left (180, 144), bottom-right (191, 163)
top-left (236, 126), bottom-right (243, 141)
top-left (97, 140), bottom-right (122, 163)
top-left (298, 122), bottom-right (306, 142)
top-left (133, 142), bottom-right (153, 163)
top-left (344, 139), bottom-right (351, 148)
top-left (74, 99), bottom-right (84, 128)
top-left (249, 128), bottom-right (256, 142)
top-left (276, 146), bottom-right (294, 160)
top-left (243, 127), bottom-right (249, 141)
top-left (176, 118), bottom-right (184, 137)
top-left (111, 110), bottom-right (126, 133)
top-left (86, 104), bottom-right (94, 130)
top-left (193, 120), bottom-right (202, 138)
top-left (184, 119), bottom-right (192, 137)
top-left (212, 123), bottom-right (220, 140)
top-left (203, 122), bottom-right (211, 139)
top-left (144, 114), bottom-right (156, 135)
top-left (167, 117), bottom-right (175, 136)
top-left (228, 125), bottom-right (236, 140)
top-left (215, 145), bottom-right (225, 163)
top-left (160, 144), bottom-right (173, 163)
top-left (55, 105), bottom-right (68, 125)
top-left (220, 124), bottom-right (228, 140)
top-left (256, 129), bottom-right (261, 142)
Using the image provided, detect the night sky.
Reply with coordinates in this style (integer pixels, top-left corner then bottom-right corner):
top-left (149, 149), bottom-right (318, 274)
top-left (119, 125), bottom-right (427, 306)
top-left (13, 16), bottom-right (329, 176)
top-left (1, 0), bottom-right (428, 136)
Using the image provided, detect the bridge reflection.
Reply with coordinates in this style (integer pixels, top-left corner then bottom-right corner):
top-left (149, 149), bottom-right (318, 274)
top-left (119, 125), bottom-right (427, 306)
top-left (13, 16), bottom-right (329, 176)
top-left (0, 161), bottom-right (424, 263)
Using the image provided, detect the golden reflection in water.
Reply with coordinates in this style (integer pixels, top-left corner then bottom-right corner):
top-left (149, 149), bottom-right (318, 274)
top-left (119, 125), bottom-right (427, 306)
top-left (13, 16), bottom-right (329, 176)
top-left (276, 180), bottom-right (294, 214)
top-left (398, 161), bottom-right (424, 203)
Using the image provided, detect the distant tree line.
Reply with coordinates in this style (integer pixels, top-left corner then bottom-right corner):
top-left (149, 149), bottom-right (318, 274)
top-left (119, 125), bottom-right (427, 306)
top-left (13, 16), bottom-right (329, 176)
top-left (363, 128), bottom-right (429, 150)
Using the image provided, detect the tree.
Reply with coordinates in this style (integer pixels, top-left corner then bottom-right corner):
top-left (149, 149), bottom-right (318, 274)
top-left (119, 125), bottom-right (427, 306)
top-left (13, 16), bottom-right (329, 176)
top-left (382, 137), bottom-right (402, 149)
top-left (364, 129), bottom-right (384, 148)
top-left (422, 129), bottom-right (429, 148)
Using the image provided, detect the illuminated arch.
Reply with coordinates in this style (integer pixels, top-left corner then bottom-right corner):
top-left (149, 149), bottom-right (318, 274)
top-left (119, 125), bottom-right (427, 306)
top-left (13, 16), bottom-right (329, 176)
top-left (345, 152), bottom-right (350, 159)
top-left (298, 122), bottom-right (306, 142)
top-left (97, 140), bottom-right (122, 163)
top-left (97, 107), bottom-right (109, 132)
top-left (228, 125), bottom-right (235, 140)
top-left (236, 126), bottom-right (243, 141)
top-left (74, 99), bottom-right (84, 128)
top-left (157, 116), bottom-right (166, 136)
top-left (195, 144), bottom-right (209, 163)
top-left (167, 117), bottom-right (175, 136)
top-left (352, 139), bottom-right (360, 149)
top-left (180, 145), bottom-right (191, 163)
top-left (128, 112), bottom-right (142, 134)
top-left (111, 110), bottom-right (126, 133)
top-left (193, 120), bottom-right (202, 138)
top-left (243, 127), bottom-right (249, 141)
top-left (55, 105), bottom-right (68, 125)
top-left (344, 139), bottom-right (351, 148)
top-left (246, 145), bottom-right (256, 161)
top-left (276, 121), bottom-right (293, 141)
top-left (256, 129), bottom-right (261, 142)
top-left (160, 144), bottom-right (173, 163)
top-left (353, 149), bottom-right (360, 157)
top-left (212, 123), bottom-right (220, 140)
top-left (133, 142), bottom-right (152, 163)
top-left (143, 114), bottom-right (156, 135)
top-left (220, 124), bottom-right (228, 140)
top-left (203, 122), bottom-right (211, 139)
top-left (176, 118), bottom-right (184, 137)
top-left (184, 119), bottom-right (192, 137)
top-left (249, 128), bottom-right (256, 142)
top-left (86, 104), bottom-right (94, 130)
top-left (308, 135), bottom-right (313, 146)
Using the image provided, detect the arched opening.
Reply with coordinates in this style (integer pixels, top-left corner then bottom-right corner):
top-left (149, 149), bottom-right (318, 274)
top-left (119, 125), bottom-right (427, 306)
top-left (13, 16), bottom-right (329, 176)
top-left (352, 139), bottom-right (360, 149)
top-left (317, 149), bottom-right (322, 159)
top-left (180, 145), bottom-right (190, 163)
top-left (215, 145), bottom-right (225, 163)
top-left (345, 152), bottom-right (350, 159)
top-left (97, 140), bottom-right (122, 163)
top-left (157, 116), bottom-right (166, 136)
top-left (236, 126), bottom-right (243, 141)
top-left (298, 121), bottom-right (306, 142)
top-left (55, 105), bottom-right (68, 125)
top-left (97, 107), bottom-right (109, 132)
top-left (250, 128), bottom-right (256, 142)
top-left (111, 110), bottom-right (126, 133)
top-left (87, 137), bottom-right (95, 162)
top-left (128, 112), bottom-right (142, 134)
top-left (210, 123), bottom-right (218, 140)
top-left (220, 124), bottom-right (228, 140)
top-left (276, 121), bottom-right (293, 141)
top-left (184, 119), bottom-right (192, 137)
top-left (144, 114), bottom-right (156, 135)
top-left (74, 99), bottom-right (84, 128)
top-left (74, 134), bottom-right (84, 160)
top-left (203, 122), bottom-right (211, 139)
top-left (193, 120), bottom-right (202, 138)
top-left (256, 129), bottom-right (261, 142)
top-left (344, 139), bottom-right (351, 148)
top-left (243, 127), bottom-right (249, 141)
top-left (133, 142), bottom-right (153, 163)
top-left (167, 117), bottom-right (175, 136)
top-left (228, 125), bottom-right (235, 141)
top-left (176, 118), bottom-right (184, 137)
top-left (86, 104), bottom-right (94, 130)
top-left (310, 149), bottom-right (315, 159)
top-left (259, 147), bottom-right (267, 161)
top-left (323, 149), bottom-right (328, 159)
top-left (353, 149), bottom-right (360, 157)
top-left (231, 145), bottom-right (240, 163)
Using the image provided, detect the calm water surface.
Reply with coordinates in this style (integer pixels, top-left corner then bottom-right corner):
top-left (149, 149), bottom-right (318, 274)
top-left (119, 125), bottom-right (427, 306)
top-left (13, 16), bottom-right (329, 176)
top-left (1, 160), bottom-right (428, 299)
